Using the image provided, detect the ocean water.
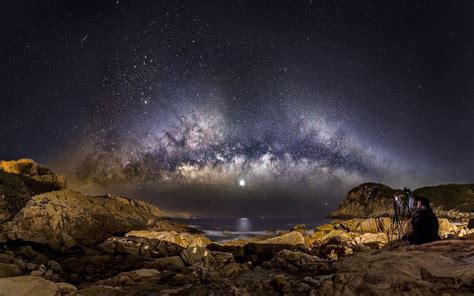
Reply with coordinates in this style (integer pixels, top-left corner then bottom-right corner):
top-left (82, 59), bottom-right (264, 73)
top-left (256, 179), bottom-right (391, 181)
top-left (174, 217), bottom-right (330, 241)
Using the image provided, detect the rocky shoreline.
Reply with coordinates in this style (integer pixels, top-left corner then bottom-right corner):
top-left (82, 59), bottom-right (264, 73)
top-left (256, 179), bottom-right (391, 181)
top-left (0, 159), bottom-right (473, 295)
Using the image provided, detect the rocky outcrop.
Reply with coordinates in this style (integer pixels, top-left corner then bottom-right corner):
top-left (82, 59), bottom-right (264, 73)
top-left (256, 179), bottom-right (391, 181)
top-left (0, 189), bottom-right (162, 250)
top-left (327, 183), bottom-right (399, 219)
top-left (0, 159), bottom-right (66, 194)
top-left (126, 230), bottom-right (211, 248)
top-left (328, 182), bottom-right (474, 220)
top-left (0, 159), bottom-right (172, 251)
top-left (0, 159), bottom-right (67, 224)
top-left (1, 220), bottom-right (473, 295)
top-left (257, 231), bottom-right (306, 246)
top-left (1, 159), bottom-right (473, 295)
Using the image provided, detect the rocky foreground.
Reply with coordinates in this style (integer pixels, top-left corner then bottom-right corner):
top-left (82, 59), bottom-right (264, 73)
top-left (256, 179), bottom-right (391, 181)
top-left (0, 159), bottom-right (473, 295)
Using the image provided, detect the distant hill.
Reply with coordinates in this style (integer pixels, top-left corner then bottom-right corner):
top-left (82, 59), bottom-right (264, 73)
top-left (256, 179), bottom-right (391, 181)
top-left (413, 184), bottom-right (474, 213)
top-left (328, 182), bottom-right (474, 220)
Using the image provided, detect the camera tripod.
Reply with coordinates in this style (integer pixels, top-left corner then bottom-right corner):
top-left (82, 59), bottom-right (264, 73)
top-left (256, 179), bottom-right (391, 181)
top-left (388, 199), bottom-right (411, 250)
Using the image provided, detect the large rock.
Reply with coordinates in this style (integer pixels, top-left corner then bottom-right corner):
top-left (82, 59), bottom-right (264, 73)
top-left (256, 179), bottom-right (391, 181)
top-left (0, 262), bottom-right (22, 277)
top-left (306, 230), bottom-right (360, 247)
top-left (0, 159), bottom-right (170, 250)
top-left (0, 276), bottom-right (60, 296)
top-left (438, 218), bottom-right (459, 237)
top-left (0, 159), bottom-right (66, 224)
top-left (271, 250), bottom-right (330, 274)
top-left (92, 268), bottom-right (160, 287)
top-left (320, 240), bottom-right (474, 294)
top-left (180, 246), bottom-right (211, 266)
top-left (352, 232), bottom-right (388, 246)
top-left (125, 230), bottom-right (211, 248)
top-left (97, 236), bottom-right (184, 257)
top-left (257, 231), bottom-right (305, 246)
top-left (337, 217), bottom-right (393, 233)
top-left (0, 189), bottom-right (162, 250)
top-left (141, 256), bottom-right (186, 271)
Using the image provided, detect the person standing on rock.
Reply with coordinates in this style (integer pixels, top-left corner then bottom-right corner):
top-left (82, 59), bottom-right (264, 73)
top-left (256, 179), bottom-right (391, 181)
top-left (405, 196), bottom-right (441, 244)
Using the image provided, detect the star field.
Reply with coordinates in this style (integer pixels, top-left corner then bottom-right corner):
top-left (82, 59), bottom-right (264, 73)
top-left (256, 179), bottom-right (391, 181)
top-left (1, 1), bottom-right (472, 217)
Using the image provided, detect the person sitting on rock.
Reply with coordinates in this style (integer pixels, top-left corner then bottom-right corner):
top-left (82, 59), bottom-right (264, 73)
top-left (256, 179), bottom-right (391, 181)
top-left (405, 195), bottom-right (441, 244)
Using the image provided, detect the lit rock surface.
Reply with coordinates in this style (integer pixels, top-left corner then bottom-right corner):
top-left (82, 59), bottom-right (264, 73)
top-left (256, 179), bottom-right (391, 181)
top-left (0, 159), bottom-right (66, 192)
top-left (125, 230), bottom-right (211, 248)
top-left (0, 276), bottom-right (60, 296)
top-left (258, 231), bottom-right (306, 246)
top-left (0, 159), bottom-right (472, 295)
top-left (321, 240), bottom-right (474, 295)
top-left (0, 189), bottom-right (162, 250)
top-left (0, 159), bottom-right (166, 250)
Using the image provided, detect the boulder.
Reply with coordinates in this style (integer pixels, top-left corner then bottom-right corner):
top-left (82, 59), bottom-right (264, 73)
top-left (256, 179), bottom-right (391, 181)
top-left (125, 230), bottom-right (211, 248)
top-left (92, 268), bottom-right (160, 287)
top-left (306, 230), bottom-right (360, 247)
top-left (47, 260), bottom-right (62, 273)
top-left (56, 282), bottom-right (77, 295)
top-left (353, 232), bottom-right (388, 246)
top-left (257, 231), bottom-right (305, 246)
top-left (141, 256), bottom-right (186, 271)
top-left (271, 274), bottom-right (289, 290)
top-left (0, 276), bottom-right (60, 296)
top-left (18, 246), bottom-right (37, 259)
top-left (96, 236), bottom-right (183, 257)
top-left (438, 218), bottom-right (459, 238)
top-left (290, 224), bottom-right (307, 234)
top-left (243, 243), bottom-right (301, 263)
top-left (338, 217), bottom-right (393, 233)
top-left (147, 219), bottom-right (204, 234)
top-left (180, 246), bottom-right (211, 266)
top-left (314, 223), bottom-right (336, 232)
top-left (206, 243), bottom-right (245, 257)
top-left (271, 250), bottom-right (329, 274)
top-left (0, 262), bottom-right (22, 277)
top-left (0, 253), bottom-right (16, 264)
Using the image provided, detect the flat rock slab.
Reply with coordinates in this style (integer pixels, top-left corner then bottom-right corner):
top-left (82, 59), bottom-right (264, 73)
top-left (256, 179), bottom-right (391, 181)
top-left (323, 240), bottom-right (474, 294)
top-left (0, 276), bottom-right (60, 296)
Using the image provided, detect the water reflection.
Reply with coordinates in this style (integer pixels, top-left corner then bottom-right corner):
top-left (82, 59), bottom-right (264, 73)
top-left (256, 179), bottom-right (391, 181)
top-left (236, 217), bottom-right (251, 232)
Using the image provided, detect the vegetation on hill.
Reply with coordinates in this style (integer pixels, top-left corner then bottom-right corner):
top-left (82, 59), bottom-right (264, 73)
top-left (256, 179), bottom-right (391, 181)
top-left (414, 184), bottom-right (474, 213)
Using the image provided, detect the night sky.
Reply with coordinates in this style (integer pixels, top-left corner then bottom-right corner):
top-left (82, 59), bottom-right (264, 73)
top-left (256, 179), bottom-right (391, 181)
top-left (1, 1), bottom-right (473, 218)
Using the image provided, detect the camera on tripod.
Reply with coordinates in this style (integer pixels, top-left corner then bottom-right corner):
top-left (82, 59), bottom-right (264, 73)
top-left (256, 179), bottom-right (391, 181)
top-left (389, 187), bottom-right (414, 249)
top-left (393, 187), bottom-right (415, 211)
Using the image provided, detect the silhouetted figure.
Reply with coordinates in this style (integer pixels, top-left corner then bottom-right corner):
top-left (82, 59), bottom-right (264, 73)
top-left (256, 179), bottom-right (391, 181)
top-left (406, 196), bottom-right (440, 244)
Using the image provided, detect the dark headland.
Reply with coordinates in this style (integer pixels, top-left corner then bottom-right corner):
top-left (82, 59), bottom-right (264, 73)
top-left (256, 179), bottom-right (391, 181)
top-left (0, 159), bottom-right (473, 295)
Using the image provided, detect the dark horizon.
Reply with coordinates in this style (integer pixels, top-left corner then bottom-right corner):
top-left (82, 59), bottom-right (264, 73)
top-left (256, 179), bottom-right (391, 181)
top-left (1, 1), bottom-right (473, 218)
